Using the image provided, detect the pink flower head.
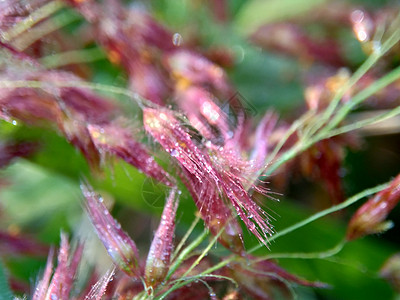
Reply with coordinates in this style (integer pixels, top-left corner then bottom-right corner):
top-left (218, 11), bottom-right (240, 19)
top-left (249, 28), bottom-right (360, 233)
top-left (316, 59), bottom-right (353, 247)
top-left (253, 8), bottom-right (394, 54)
top-left (347, 174), bottom-right (400, 240)
top-left (143, 108), bottom-right (273, 248)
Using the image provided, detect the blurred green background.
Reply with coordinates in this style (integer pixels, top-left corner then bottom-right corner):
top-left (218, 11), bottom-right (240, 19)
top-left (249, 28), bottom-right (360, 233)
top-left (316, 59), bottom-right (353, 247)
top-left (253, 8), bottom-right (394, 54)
top-left (1, 0), bottom-right (400, 299)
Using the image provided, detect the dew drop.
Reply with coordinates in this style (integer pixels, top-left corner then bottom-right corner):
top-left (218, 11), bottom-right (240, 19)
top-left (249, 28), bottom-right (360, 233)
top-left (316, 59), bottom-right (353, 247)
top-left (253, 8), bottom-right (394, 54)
top-left (170, 149), bottom-right (179, 157)
top-left (11, 120), bottom-right (17, 126)
top-left (372, 41), bottom-right (382, 55)
top-left (172, 33), bottom-right (183, 46)
top-left (248, 223), bottom-right (256, 231)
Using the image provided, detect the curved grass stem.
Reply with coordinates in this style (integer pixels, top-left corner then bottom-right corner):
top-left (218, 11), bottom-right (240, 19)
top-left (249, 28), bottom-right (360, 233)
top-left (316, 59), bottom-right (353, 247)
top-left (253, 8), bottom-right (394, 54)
top-left (1, 0), bottom-right (64, 42)
top-left (165, 230), bottom-right (208, 282)
top-left (249, 182), bottom-right (389, 253)
top-left (319, 14), bottom-right (400, 128)
top-left (321, 65), bottom-right (400, 134)
top-left (40, 48), bottom-right (107, 69)
top-left (255, 239), bottom-right (346, 261)
top-left (172, 214), bottom-right (201, 261)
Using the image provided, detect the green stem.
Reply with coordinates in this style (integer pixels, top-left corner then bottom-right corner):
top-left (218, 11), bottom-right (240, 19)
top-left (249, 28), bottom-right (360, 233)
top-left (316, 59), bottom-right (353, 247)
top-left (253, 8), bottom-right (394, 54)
top-left (165, 230), bottom-right (208, 282)
top-left (172, 214), bottom-right (201, 261)
top-left (264, 141), bottom-right (307, 176)
top-left (13, 10), bottom-right (81, 51)
top-left (199, 255), bottom-right (236, 276)
top-left (320, 15), bottom-right (400, 127)
top-left (264, 64), bottom-right (400, 178)
top-left (255, 239), bottom-right (346, 261)
top-left (0, 79), bottom-right (149, 107)
top-left (40, 48), bottom-right (107, 68)
top-left (325, 106), bottom-right (400, 138)
top-left (248, 111), bottom-right (314, 187)
top-left (181, 228), bottom-right (224, 278)
top-left (160, 229), bottom-right (223, 299)
top-left (323, 65), bottom-right (400, 134)
top-left (249, 182), bottom-right (389, 253)
top-left (1, 0), bottom-right (64, 42)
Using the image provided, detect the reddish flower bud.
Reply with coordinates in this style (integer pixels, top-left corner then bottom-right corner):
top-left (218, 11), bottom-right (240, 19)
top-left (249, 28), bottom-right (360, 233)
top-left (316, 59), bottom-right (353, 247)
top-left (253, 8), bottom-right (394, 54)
top-left (128, 60), bottom-right (170, 106)
top-left (145, 188), bottom-right (179, 288)
top-left (82, 184), bottom-right (141, 278)
top-left (380, 253), bottom-right (400, 293)
top-left (0, 66), bottom-right (117, 171)
top-left (69, 1), bottom-right (173, 105)
top-left (1, 60), bottom-right (174, 181)
top-left (174, 86), bottom-right (231, 142)
top-left (165, 50), bottom-right (229, 94)
top-left (87, 122), bottom-right (175, 187)
top-left (346, 174), bottom-right (400, 240)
